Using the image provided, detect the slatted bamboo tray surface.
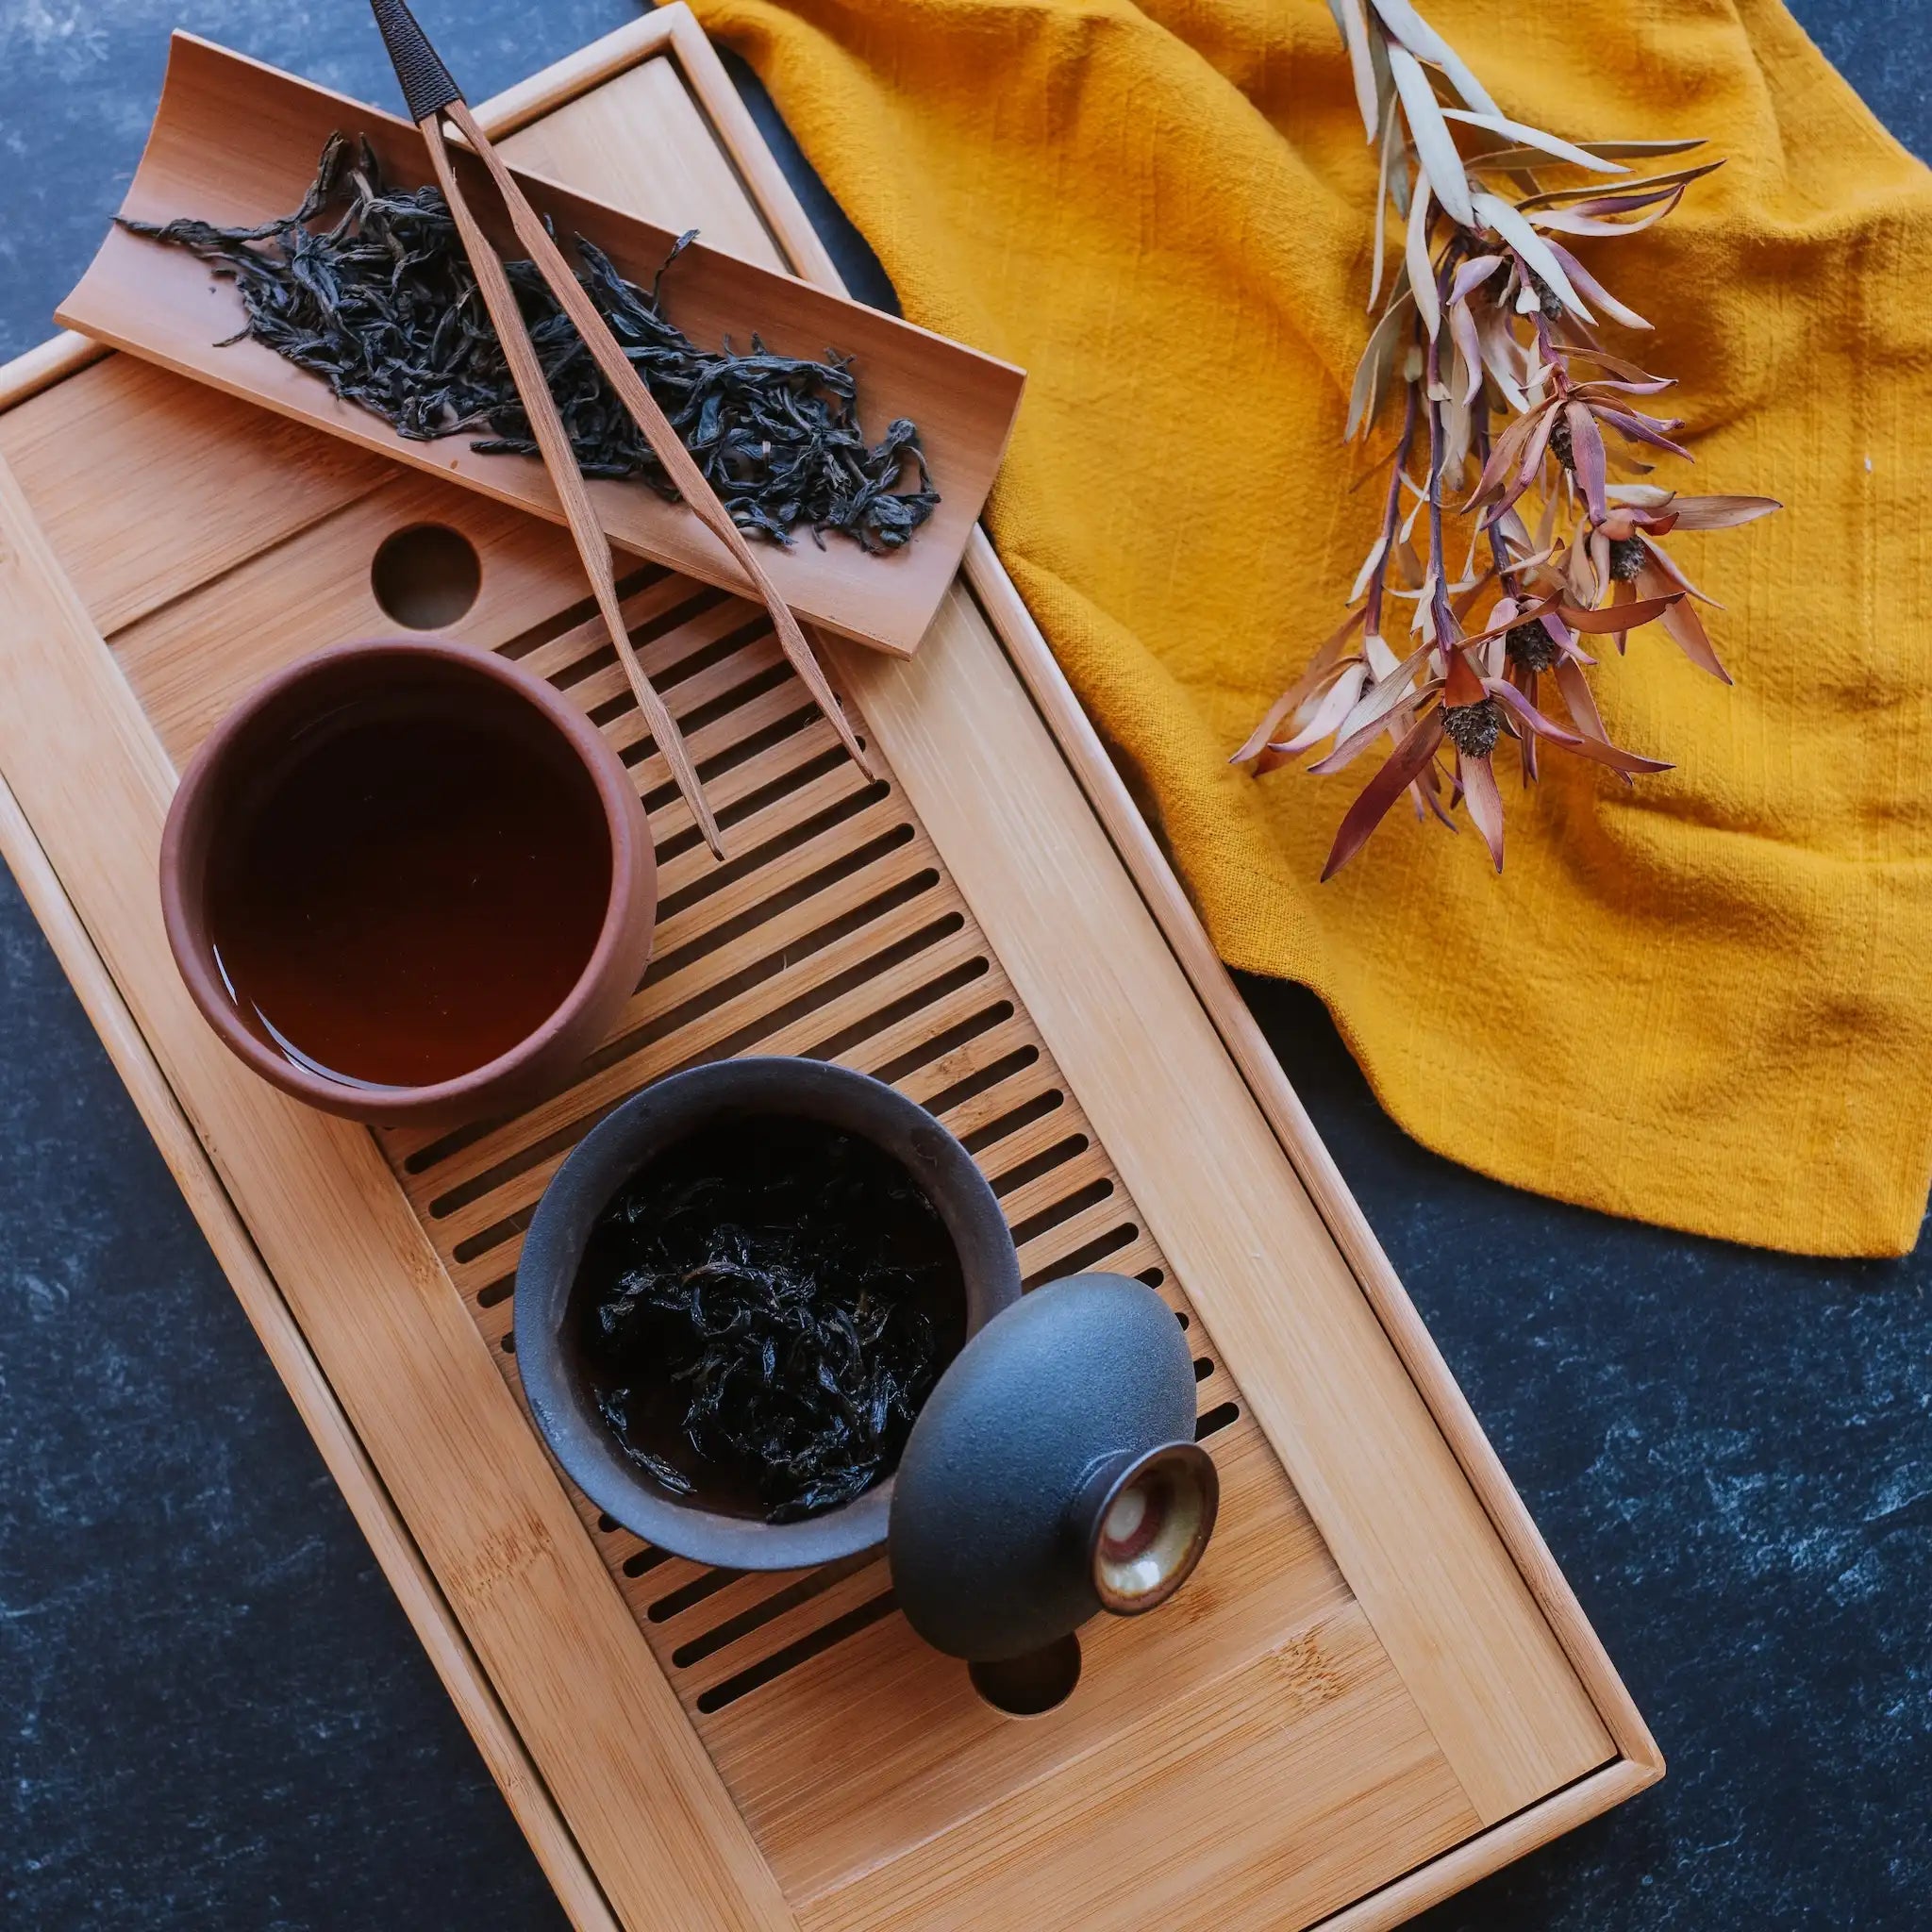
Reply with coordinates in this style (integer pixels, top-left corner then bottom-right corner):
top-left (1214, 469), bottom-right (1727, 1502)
top-left (0, 11), bottom-right (1658, 1931)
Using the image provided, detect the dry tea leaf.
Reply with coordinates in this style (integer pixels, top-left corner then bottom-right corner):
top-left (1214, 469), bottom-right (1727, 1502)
top-left (125, 135), bottom-right (941, 557)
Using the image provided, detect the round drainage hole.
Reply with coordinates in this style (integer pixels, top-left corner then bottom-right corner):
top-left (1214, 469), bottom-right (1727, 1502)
top-left (371, 524), bottom-right (482, 630)
top-left (968, 1633), bottom-right (1081, 1718)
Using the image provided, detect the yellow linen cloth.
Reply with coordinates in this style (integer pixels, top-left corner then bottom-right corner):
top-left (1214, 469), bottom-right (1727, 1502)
top-left (691, 0), bottom-right (1932, 1257)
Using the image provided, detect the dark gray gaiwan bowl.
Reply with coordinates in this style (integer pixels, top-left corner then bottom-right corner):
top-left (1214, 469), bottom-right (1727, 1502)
top-left (514, 1057), bottom-right (1022, 1572)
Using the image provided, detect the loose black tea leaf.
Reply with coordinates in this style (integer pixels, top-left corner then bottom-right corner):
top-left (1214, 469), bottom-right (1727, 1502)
top-left (577, 1117), bottom-right (966, 1524)
top-left (122, 134), bottom-right (940, 554)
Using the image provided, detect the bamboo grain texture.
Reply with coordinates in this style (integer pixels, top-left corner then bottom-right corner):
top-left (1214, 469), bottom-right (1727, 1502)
top-left (0, 768), bottom-right (624, 1932)
top-left (0, 448), bottom-right (794, 1932)
top-left (0, 11), bottom-right (1653, 1928)
top-left (69, 417), bottom-right (1379, 1895)
top-left (0, 401), bottom-right (1452, 1923)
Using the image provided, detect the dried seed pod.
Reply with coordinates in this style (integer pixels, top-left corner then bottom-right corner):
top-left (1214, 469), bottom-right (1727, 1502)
top-left (1609, 536), bottom-right (1648, 580)
top-left (1506, 621), bottom-right (1559, 672)
top-left (1441, 696), bottom-right (1504, 759)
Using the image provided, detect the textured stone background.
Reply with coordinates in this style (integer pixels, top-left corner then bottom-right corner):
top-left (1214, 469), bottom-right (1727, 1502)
top-left (1, 4), bottom-right (1926, 1927)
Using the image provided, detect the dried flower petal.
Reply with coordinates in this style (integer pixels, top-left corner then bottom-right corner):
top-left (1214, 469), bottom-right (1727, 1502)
top-left (1666, 493), bottom-right (1783, 530)
top-left (1449, 254), bottom-right (1507, 303)
top-left (1407, 175), bottom-right (1441, 337)
top-left (1322, 712), bottom-right (1447, 880)
top-left (1481, 675), bottom-right (1581, 744)
top-left (1231, 608), bottom-right (1367, 762)
top-left (1388, 44), bottom-right (1476, 228)
top-left (1459, 752), bottom-right (1506, 870)
top-left (1471, 192), bottom-right (1593, 322)
top-left (1557, 594), bottom-right (1675, 634)
top-left (1441, 108), bottom-right (1629, 175)
top-left (1337, 0), bottom-right (1384, 142)
top-left (1244, 2), bottom-right (1774, 874)
top-left (1366, 0), bottom-right (1501, 114)
top-left (1538, 239), bottom-right (1653, 329)
top-left (1565, 402), bottom-right (1609, 521)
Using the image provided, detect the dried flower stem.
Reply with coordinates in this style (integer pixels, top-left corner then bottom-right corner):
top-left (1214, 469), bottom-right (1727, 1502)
top-left (1235, 0), bottom-right (1780, 877)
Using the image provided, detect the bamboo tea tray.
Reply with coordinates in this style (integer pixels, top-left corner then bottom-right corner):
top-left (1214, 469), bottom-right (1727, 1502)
top-left (0, 12), bottom-right (1658, 1929)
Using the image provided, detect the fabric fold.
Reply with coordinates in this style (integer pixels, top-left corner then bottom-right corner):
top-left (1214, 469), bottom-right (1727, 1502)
top-left (693, 0), bottom-right (1932, 1257)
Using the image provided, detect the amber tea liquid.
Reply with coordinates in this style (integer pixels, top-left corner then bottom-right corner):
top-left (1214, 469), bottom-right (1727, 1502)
top-left (208, 692), bottom-right (611, 1089)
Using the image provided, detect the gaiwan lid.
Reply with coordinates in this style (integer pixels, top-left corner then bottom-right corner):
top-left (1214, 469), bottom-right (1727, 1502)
top-left (888, 1273), bottom-right (1219, 1663)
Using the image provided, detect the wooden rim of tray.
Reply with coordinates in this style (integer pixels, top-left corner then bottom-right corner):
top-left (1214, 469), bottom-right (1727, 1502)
top-left (0, 11), bottom-right (1659, 1929)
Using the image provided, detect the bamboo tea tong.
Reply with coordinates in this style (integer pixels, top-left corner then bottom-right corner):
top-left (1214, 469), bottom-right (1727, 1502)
top-left (369, 0), bottom-right (876, 858)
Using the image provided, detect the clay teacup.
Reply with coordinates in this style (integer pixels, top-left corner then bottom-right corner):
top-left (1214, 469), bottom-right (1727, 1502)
top-left (159, 637), bottom-right (656, 1130)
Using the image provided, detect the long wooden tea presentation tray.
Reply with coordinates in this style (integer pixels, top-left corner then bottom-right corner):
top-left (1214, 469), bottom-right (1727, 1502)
top-left (0, 12), bottom-right (1657, 1930)
top-left (56, 32), bottom-right (1024, 661)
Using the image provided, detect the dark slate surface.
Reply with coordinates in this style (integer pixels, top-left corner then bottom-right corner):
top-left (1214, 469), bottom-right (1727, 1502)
top-left (0, 4), bottom-right (1925, 1927)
